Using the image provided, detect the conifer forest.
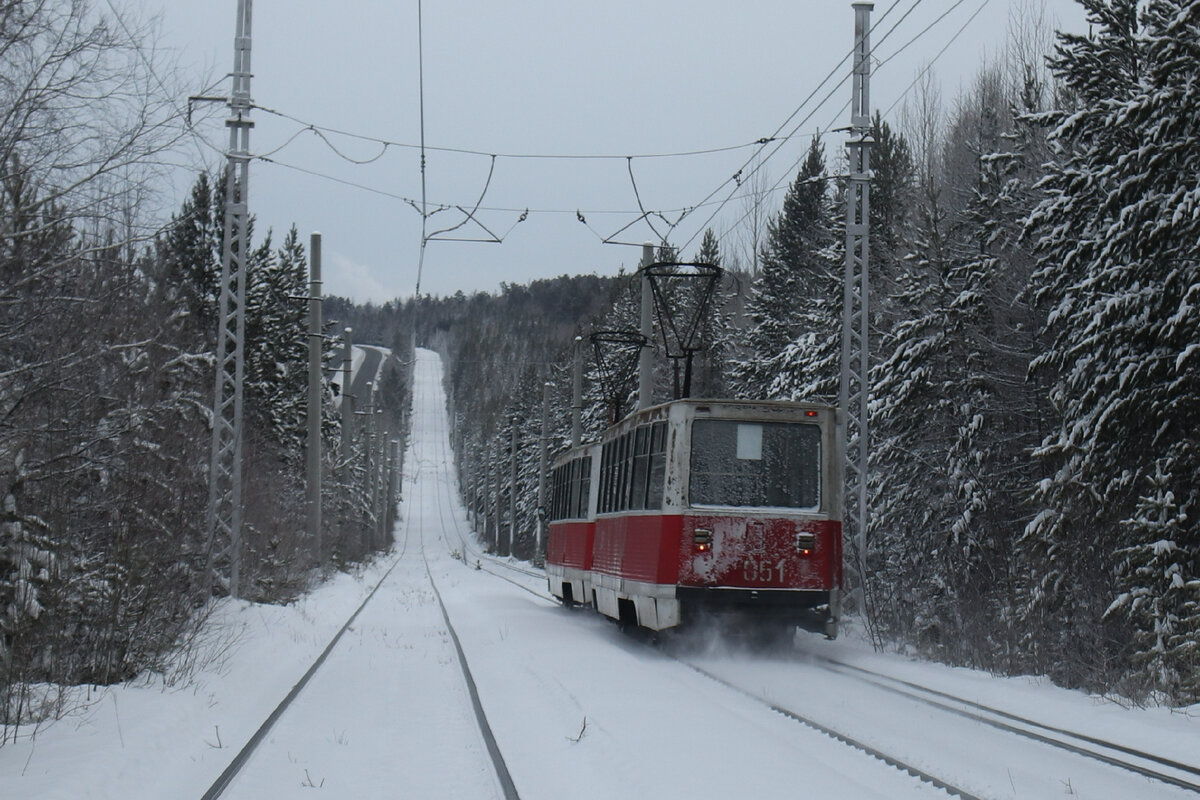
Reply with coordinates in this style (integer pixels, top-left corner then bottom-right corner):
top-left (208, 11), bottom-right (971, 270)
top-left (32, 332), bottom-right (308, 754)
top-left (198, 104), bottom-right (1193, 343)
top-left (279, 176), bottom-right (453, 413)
top-left (1, 0), bottom-right (1198, 738)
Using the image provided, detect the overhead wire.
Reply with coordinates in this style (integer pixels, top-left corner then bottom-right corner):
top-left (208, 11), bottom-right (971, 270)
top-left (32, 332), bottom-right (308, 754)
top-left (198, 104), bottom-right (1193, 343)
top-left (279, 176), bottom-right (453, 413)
top-left (883, 0), bottom-right (994, 117)
top-left (246, 0), bottom-right (984, 264)
top-left (254, 154), bottom-right (746, 219)
top-left (704, 0), bottom-right (992, 258)
top-left (249, 0), bottom-right (931, 254)
top-left (251, 103), bottom-right (779, 162)
top-left (675, 0), bottom-right (925, 254)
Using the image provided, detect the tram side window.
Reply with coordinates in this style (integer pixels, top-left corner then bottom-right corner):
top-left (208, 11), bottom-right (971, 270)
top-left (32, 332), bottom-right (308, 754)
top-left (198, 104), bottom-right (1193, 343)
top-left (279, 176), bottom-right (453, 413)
top-left (576, 455), bottom-right (591, 518)
top-left (599, 441), bottom-right (614, 513)
top-left (616, 433), bottom-right (631, 511)
top-left (608, 440), bottom-right (620, 512)
top-left (689, 420), bottom-right (821, 509)
top-left (646, 421), bottom-right (667, 510)
top-left (553, 462), bottom-right (567, 521)
top-left (629, 426), bottom-right (649, 510)
top-left (566, 458), bottom-right (580, 519)
top-left (550, 466), bottom-right (560, 521)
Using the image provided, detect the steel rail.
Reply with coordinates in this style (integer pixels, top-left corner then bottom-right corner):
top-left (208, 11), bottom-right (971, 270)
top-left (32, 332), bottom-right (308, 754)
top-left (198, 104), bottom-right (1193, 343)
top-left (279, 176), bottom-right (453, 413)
top-left (200, 520), bottom-right (413, 799)
top-left (811, 656), bottom-right (1200, 794)
top-left (418, 374), bottom-right (523, 799)
top-left (681, 660), bottom-right (986, 800)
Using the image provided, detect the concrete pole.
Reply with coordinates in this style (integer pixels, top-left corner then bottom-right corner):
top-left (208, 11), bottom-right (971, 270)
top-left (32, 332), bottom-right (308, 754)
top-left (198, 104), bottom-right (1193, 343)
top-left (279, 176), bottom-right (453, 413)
top-left (637, 242), bottom-right (655, 411)
top-left (389, 438), bottom-right (401, 542)
top-left (491, 447), bottom-right (501, 551)
top-left (473, 460), bottom-right (482, 532)
top-left (341, 327), bottom-right (354, 467)
top-left (306, 232), bottom-right (323, 564)
top-left (537, 381), bottom-right (550, 561)
top-left (509, 416), bottom-right (518, 558)
top-left (571, 336), bottom-right (583, 447)
top-left (376, 421), bottom-right (388, 545)
top-left (362, 382), bottom-right (374, 551)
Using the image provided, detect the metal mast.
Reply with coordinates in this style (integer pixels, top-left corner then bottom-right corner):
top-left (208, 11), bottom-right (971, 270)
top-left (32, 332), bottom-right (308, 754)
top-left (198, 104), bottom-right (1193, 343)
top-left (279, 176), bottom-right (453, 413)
top-left (307, 232), bottom-right (323, 565)
top-left (204, 0), bottom-right (254, 598)
top-left (839, 2), bottom-right (872, 605)
top-left (637, 242), bottom-right (655, 411)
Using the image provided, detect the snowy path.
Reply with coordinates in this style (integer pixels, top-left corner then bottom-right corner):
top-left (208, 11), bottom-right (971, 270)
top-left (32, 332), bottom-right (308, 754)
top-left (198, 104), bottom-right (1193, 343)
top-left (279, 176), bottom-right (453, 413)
top-left (364, 350), bottom-right (948, 798)
top-left (4, 347), bottom-right (1198, 799)
top-left (218, 348), bottom-right (948, 798)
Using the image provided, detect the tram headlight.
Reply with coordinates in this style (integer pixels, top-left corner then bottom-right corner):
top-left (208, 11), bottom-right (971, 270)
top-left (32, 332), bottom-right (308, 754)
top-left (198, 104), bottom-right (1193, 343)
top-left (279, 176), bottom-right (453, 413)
top-left (795, 531), bottom-right (816, 556)
top-left (693, 528), bottom-right (713, 554)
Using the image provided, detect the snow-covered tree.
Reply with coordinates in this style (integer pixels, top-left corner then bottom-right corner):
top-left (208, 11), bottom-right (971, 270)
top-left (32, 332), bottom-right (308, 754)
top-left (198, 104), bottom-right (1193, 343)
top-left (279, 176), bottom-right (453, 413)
top-left (689, 228), bottom-right (734, 398)
top-left (1023, 0), bottom-right (1200, 696)
top-left (730, 136), bottom-right (839, 401)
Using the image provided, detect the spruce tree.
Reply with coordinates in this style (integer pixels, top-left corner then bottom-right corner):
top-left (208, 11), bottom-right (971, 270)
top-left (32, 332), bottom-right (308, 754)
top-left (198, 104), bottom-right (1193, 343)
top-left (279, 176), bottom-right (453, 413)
top-left (730, 136), bottom-right (838, 401)
top-left (1024, 0), bottom-right (1200, 697)
top-left (160, 173), bottom-right (221, 341)
top-left (690, 228), bottom-right (733, 398)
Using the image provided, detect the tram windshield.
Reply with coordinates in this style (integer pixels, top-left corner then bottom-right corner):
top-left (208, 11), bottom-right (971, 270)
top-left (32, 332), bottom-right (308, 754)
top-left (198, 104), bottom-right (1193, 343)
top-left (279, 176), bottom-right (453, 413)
top-left (689, 419), bottom-right (820, 509)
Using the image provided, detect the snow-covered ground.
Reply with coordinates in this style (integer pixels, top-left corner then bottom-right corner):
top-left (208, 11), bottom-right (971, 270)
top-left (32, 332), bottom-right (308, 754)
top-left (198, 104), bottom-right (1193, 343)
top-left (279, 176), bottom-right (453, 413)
top-left (3, 348), bottom-right (1198, 799)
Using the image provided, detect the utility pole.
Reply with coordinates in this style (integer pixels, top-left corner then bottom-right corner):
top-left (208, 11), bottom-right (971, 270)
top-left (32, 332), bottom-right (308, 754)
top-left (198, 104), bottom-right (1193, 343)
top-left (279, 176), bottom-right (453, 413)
top-left (204, 0), bottom-right (254, 598)
top-left (537, 380), bottom-right (550, 562)
top-left (508, 416), bottom-right (518, 557)
top-left (839, 2), bottom-right (873, 618)
top-left (360, 382), bottom-right (374, 552)
top-left (341, 328), bottom-right (354, 467)
top-left (375, 420), bottom-right (387, 545)
top-left (307, 232), bottom-right (323, 564)
top-left (571, 336), bottom-right (583, 447)
top-left (469, 461), bottom-right (478, 528)
top-left (388, 438), bottom-right (401, 543)
top-left (637, 242), bottom-right (655, 411)
top-left (491, 445), bottom-right (501, 551)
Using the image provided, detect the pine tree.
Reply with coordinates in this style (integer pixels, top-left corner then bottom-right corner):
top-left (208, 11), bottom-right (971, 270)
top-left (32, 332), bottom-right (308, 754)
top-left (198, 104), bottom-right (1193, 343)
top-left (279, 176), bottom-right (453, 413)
top-left (1023, 0), bottom-right (1200, 697)
top-left (870, 63), bottom-right (1050, 663)
top-left (246, 226), bottom-right (309, 455)
top-left (159, 173), bottom-right (221, 341)
top-left (731, 136), bottom-right (839, 401)
top-left (689, 228), bottom-right (734, 398)
top-left (1107, 458), bottom-right (1198, 696)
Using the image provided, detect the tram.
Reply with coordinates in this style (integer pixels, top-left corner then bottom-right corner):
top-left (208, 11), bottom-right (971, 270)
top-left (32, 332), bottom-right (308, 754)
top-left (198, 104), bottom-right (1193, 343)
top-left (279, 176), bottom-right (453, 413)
top-left (546, 398), bottom-right (843, 638)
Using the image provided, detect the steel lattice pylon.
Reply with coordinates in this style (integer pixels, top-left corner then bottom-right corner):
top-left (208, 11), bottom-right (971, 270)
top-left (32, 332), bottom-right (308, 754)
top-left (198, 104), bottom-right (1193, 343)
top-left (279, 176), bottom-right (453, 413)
top-left (204, 0), bottom-right (254, 599)
top-left (839, 3), bottom-right (873, 612)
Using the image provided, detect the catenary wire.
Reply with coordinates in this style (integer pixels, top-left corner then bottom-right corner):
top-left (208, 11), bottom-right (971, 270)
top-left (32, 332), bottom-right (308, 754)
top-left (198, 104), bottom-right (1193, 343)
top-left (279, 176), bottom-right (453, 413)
top-left (673, 0), bottom-right (927, 252)
top-left (883, 0), bottom-right (993, 117)
top-left (707, 0), bottom-right (990, 258)
top-left (249, 0), bottom-right (976, 258)
top-left (252, 104), bottom-right (780, 163)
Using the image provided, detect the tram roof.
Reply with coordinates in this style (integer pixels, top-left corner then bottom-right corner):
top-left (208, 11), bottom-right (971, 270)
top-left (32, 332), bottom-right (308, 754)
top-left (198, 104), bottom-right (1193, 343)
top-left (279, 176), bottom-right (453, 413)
top-left (552, 397), bottom-right (838, 464)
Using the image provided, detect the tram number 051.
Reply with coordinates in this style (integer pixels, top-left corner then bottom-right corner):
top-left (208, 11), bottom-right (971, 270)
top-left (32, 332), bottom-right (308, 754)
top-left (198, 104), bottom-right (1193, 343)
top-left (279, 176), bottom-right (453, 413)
top-left (742, 558), bottom-right (786, 584)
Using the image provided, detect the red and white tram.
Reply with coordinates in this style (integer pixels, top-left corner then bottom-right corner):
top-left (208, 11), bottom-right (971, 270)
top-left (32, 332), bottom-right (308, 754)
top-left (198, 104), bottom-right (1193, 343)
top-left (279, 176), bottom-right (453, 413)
top-left (545, 398), bottom-right (843, 638)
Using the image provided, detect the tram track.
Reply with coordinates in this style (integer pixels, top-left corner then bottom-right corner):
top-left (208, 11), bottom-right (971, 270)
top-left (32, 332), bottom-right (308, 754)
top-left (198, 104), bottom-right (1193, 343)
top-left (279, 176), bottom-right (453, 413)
top-left (810, 655), bottom-right (1200, 794)
top-left (416, 446), bottom-right (523, 800)
top-left (666, 635), bottom-right (1200, 799)
top-left (427, 402), bottom-right (555, 604)
top-left (202, 347), bottom-right (1195, 799)
top-left (419, 370), bottom-right (1189, 798)
top-left (201, 353), bottom-right (525, 799)
top-left (680, 657), bottom-right (985, 799)
top-left (199, 519), bottom-right (414, 800)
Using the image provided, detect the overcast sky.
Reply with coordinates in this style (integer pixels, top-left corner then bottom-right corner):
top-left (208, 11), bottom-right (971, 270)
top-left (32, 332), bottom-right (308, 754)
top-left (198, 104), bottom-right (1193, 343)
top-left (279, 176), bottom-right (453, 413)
top-left (132, 0), bottom-right (1086, 302)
